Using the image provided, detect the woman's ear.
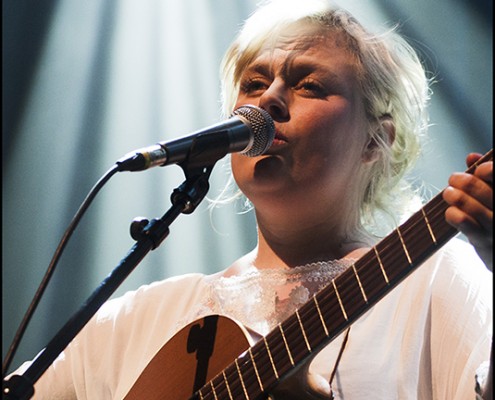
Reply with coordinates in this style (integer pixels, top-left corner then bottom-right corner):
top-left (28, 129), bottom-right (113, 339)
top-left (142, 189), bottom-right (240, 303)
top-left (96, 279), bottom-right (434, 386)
top-left (363, 115), bottom-right (395, 163)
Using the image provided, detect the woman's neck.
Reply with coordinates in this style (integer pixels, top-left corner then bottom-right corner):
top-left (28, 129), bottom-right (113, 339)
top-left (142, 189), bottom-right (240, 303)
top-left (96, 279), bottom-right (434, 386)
top-left (251, 218), bottom-right (374, 270)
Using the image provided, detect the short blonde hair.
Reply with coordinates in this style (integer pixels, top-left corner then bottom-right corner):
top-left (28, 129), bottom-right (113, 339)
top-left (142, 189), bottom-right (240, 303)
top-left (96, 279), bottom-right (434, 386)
top-left (216, 0), bottom-right (431, 235)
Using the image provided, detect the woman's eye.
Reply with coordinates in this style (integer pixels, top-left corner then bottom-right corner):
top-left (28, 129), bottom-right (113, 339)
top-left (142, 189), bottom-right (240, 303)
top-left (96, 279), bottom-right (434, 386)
top-left (295, 80), bottom-right (326, 97)
top-left (240, 78), bottom-right (268, 95)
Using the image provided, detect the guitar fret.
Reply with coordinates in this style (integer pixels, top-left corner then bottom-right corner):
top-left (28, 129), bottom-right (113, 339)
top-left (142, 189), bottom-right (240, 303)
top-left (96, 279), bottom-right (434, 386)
top-left (295, 309), bottom-right (312, 352)
top-left (278, 323), bottom-right (295, 365)
top-left (313, 296), bottom-right (329, 336)
top-left (263, 336), bottom-right (279, 380)
top-left (401, 210), bottom-right (440, 265)
top-left (421, 208), bottom-right (437, 244)
top-left (222, 371), bottom-right (234, 400)
top-left (373, 246), bottom-right (389, 284)
top-left (347, 252), bottom-right (384, 303)
top-left (210, 380), bottom-right (218, 400)
top-left (376, 232), bottom-right (411, 283)
top-left (235, 359), bottom-right (250, 399)
top-left (352, 264), bottom-right (368, 303)
top-left (424, 194), bottom-right (458, 243)
top-left (248, 348), bottom-right (264, 392)
top-left (332, 280), bottom-right (348, 320)
top-left (396, 226), bottom-right (413, 265)
top-left (198, 390), bottom-right (205, 400)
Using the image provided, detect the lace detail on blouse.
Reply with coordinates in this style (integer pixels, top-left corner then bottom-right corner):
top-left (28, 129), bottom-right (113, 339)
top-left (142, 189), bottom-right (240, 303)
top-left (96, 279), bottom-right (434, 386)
top-left (177, 259), bottom-right (355, 335)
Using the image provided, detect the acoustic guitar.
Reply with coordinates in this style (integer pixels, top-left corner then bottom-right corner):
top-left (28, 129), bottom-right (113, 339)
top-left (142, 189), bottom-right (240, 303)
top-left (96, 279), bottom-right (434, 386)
top-left (125, 149), bottom-right (492, 400)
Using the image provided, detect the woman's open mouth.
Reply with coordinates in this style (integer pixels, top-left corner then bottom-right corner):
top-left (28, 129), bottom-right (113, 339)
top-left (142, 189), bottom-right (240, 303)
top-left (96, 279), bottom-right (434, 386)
top-left (269, 131), bottom-right (288, 148)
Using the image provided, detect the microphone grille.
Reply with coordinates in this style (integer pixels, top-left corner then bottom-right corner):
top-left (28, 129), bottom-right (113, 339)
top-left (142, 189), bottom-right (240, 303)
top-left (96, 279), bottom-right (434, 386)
top-left (232, 105), bottom-right (275, 157)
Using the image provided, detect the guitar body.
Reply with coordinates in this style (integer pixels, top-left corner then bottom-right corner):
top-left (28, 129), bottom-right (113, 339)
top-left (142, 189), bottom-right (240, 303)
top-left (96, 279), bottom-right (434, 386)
top-left (124, 315), bottom-right (253, 400)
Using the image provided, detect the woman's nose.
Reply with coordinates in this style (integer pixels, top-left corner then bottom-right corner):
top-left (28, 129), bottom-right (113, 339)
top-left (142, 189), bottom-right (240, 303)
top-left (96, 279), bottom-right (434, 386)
top-left (258, 80), bottom-right (290, 122)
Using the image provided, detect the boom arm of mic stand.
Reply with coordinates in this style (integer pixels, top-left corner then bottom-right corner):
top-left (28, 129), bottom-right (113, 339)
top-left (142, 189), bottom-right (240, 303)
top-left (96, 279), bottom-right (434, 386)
top-left (2, 166), bottom-right (213, 400)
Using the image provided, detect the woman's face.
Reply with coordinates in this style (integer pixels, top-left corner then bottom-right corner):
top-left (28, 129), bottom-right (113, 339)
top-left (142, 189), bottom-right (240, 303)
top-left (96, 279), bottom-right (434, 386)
top-left (231, 33), bottom-right (373, 217)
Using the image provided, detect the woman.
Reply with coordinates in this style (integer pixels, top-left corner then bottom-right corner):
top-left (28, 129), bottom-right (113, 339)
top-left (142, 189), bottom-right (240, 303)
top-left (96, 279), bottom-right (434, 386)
top-left (8, 0), bottom-right (492, 399)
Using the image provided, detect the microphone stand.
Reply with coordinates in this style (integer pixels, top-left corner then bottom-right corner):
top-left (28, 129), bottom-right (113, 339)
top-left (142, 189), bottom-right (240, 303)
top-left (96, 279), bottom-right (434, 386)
top-left (2, 155), bottom-right (216, 399)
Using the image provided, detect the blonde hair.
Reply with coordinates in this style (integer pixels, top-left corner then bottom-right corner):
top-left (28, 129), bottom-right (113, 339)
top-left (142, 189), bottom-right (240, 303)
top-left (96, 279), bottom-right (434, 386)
top-left (214, 0), bottom-right (431, 235)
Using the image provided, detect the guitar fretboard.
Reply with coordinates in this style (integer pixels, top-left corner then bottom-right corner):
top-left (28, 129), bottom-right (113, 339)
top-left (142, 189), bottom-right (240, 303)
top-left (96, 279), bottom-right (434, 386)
top-left (193, 149), bottom-right (492, 400)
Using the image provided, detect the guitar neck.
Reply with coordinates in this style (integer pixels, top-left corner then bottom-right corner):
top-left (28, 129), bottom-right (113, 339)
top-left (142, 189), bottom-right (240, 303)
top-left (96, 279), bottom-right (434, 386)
top-left (193, 149), bottom-right (493, 400)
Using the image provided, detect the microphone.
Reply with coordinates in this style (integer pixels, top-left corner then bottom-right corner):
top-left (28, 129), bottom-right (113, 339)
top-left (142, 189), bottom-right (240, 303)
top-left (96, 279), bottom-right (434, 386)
top-left (116, 105), bottom-right (275, 172)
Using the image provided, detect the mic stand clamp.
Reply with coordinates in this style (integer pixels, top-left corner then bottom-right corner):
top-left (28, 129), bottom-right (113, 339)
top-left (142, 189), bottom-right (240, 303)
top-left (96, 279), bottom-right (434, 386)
top-left (3, 160), bottom-right (214, 400)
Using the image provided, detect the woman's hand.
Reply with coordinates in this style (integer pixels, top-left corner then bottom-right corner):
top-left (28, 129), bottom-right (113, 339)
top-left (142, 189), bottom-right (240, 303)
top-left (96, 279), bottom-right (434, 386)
top-left (443, 152), bottom-right (493, 270)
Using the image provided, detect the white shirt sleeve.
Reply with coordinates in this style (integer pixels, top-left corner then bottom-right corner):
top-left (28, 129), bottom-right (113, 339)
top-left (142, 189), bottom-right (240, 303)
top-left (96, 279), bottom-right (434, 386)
top-left (9, 273), bottom-right (209, 399)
